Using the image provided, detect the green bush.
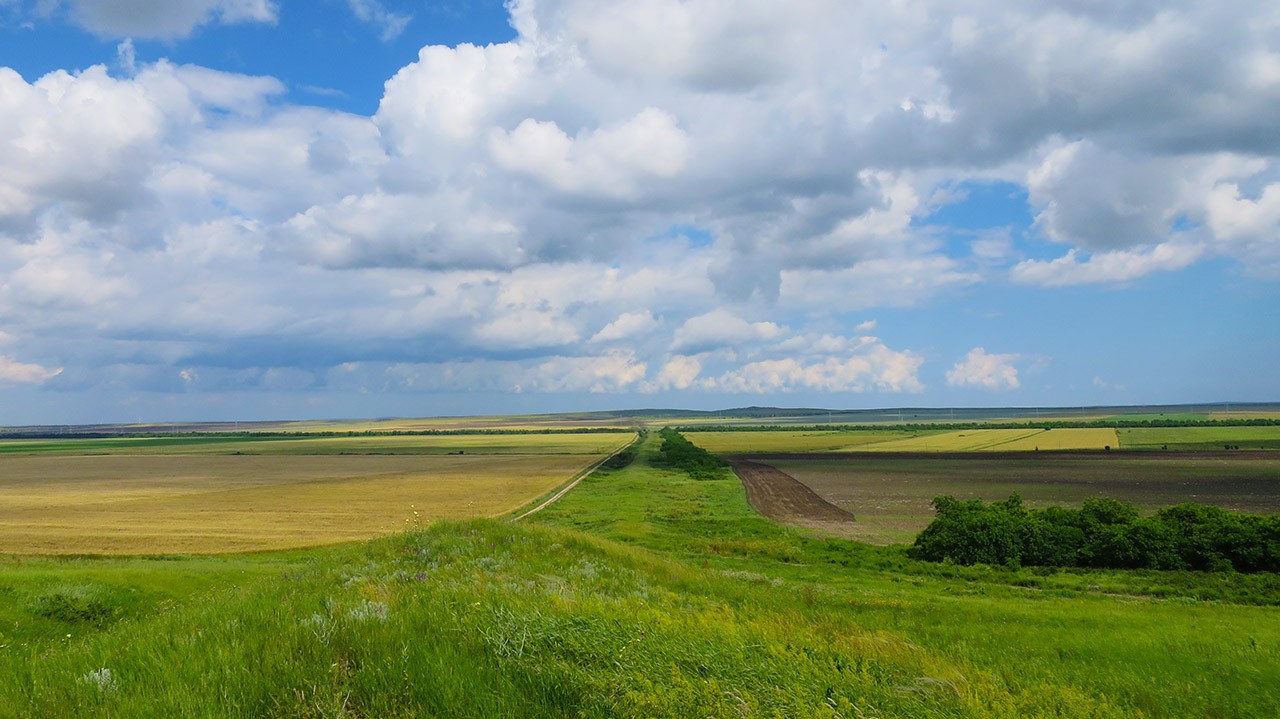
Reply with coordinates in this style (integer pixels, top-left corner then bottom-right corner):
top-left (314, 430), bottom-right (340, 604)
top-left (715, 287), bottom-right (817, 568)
top-left (910, 494), bottom-right (1280, 573)
top-left (656, 428), bottom-right (729, 480)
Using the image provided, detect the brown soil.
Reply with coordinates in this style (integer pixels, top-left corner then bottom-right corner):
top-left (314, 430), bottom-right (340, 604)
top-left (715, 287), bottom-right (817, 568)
top-left (729, 459), bottom-right (857, 537)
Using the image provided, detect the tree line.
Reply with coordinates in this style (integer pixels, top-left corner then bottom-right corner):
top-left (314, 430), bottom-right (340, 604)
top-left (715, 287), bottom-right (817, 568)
top-left (657, 428), bottom-right (729, 480)
top-left (910, 494), bottom-right (1280, 573)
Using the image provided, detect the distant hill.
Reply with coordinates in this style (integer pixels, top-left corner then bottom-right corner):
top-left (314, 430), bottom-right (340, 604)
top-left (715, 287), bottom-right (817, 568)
top-left (3, 402), bottom-right (1277, 438)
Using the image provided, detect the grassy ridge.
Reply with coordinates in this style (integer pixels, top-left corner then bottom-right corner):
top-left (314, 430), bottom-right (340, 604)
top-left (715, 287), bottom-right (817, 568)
top-left (537, 436), bottom-right (1280, 716)
top-left (0, 524), bottom-right (1003, 717)
top-left (1, 434), bottom-right (1278, 716)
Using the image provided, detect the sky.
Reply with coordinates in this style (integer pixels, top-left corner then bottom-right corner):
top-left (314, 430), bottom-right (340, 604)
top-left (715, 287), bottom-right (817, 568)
top-left (1, 0), bottom-right (1278, 425)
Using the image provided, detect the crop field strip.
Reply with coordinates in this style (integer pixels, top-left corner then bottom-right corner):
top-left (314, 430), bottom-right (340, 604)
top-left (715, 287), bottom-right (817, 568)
top-left (684, 429), bottom-right (926, 454)
top-left (0, 433), bottom-right (630, 554)
top-left (687, 427), bottom-right (1125, 454)
top-left (1119, 425), bottom-right (1280, 450)
top-left (852, 427), bottom-right (1121, 452)
top-left (754, 453), bottom-right (1280, 545)
top-left (0, 432), bottom-right (633, 457)
top-left (690, 425), bottom-right (1280, 454)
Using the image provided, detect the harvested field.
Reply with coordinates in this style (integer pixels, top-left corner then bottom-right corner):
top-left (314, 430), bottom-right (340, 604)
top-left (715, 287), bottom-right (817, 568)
top-left (728, 460), bottom-right (856, 537)
top-left (0, 433), bottom-right (632, 457)
top-left (0, 454), bottom-right (597, 554)
top-left (742, 452), bottom-right (1280, 545)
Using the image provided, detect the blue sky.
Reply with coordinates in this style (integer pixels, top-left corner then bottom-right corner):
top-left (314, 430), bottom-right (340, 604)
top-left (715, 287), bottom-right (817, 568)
top-left (1, 0), bottom-right (1278, 424)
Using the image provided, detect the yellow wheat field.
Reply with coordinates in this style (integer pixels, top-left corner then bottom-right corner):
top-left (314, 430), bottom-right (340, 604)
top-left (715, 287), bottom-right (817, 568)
top-left (858, 428), bottom-right (1119, 452)
top-left (688, 430), bottom-right (922, 454)
top-left (0, 454), bottom-right (597, 555)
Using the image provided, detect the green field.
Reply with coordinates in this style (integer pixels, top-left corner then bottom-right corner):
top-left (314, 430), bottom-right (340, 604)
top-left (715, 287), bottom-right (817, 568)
top-left (1, 431), bottom-right (1278, 717)
top-left (1119, 426), bottom-right (1280, 450)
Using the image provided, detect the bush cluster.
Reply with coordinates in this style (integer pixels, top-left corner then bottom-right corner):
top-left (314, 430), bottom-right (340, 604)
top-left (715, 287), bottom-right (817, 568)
top-left (657, 428), bottom-right (729, 480)
top-left (910, 494), bottom-right (1280, 573)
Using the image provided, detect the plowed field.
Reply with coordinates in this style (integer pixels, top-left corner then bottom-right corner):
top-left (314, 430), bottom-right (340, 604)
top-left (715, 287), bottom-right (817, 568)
top-left (728, 460), bottom-right (856, 537)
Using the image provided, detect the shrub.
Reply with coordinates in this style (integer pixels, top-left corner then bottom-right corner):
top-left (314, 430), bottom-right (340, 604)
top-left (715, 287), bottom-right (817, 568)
top-left (656, 428), bottom-right (729, 480)
top-left (910, 494), bottom-right (1279, 574)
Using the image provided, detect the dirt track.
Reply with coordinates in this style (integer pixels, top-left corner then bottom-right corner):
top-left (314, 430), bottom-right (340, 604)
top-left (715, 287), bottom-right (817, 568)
top-left (729, 459), bottom-right (856, 536)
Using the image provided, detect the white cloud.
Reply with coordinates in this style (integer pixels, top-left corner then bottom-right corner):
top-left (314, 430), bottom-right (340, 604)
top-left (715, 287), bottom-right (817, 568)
top-left (711, 341), bottom-right (924, 394)
top-left (947, 348), bottom-right (1021, 391)
top-left (0, 354), bottom-right (62, 384)
top-left (670, 310), bottom-right (783, 353)
top-left (646, 354), bottom-right (702, 391)
top-left (590, 311), bottom-right (659, 343)
top-left (1, 0), bottom-right (1279, 408)
top-left (490, 108), bottom-right (691, 198)
top-left (347, 0), bottom-right (411, 41)
top-left (855, 320), bottom-right (878, 332)
top-left (1205, 180), bottom-right (1280, 275)
top-left (1011, 243), bottom-right (1206, 287)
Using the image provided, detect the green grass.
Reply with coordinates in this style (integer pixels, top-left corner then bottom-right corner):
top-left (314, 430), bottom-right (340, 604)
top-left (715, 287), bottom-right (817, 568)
top-left (1119, 426), bottom-right (1280, 450)
top-left (1, 434), bottom-right (1278, 717)
top-left (536, 438), bottom-right (1280, 717)
top-left (0, 553), bottom-right (307, 647)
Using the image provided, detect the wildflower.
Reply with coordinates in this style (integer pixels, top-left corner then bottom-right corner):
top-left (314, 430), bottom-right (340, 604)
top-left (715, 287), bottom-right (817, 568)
top-left (347, 600), bottom-right (389, 623)
top-left (79, 668), bottom-right (117, 693)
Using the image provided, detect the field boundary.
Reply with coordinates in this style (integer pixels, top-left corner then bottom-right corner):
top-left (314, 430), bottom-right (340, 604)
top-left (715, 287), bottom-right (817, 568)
top-left (509, 433), bottom-right (640, 522)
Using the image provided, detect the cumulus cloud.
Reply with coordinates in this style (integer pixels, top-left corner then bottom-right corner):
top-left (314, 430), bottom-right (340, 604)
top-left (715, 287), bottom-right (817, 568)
top-left (710, 340), bottom-right (924, 394)
top-left (646, 355), bottom-right (702, 391)
top-left (947, 348), bottom-right (1021, 391)
top-left (670, 310), bottom-right (784, 354)
top-left (590, 311), bottom-right (659, 343)
top-left (490, 108), bottom-right (691, 199)
top-left (0, 354), bottom-right (63, 384)
top-left (1, 0), bottom-right (1278, 407)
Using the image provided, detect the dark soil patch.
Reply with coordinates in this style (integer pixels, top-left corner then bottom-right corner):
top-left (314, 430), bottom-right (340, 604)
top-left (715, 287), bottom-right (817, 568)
top-left (729, 460), bottom-right (856, 537)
